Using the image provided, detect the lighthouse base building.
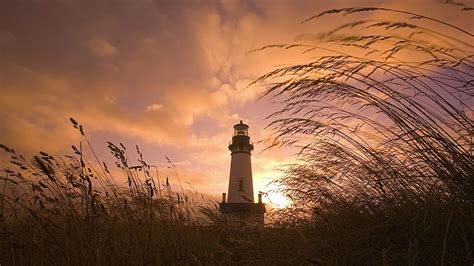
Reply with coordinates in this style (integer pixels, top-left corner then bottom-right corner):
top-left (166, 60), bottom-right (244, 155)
top-left (219, 196), bottom-right (266, 227)
top-left (219, 121), bottom-right (266, 227)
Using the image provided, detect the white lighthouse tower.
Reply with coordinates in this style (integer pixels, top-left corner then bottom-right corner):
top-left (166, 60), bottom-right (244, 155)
top-left (227, 121), bottom-right (254, 203)
top-left (220, 121), bottom-right (265, 226)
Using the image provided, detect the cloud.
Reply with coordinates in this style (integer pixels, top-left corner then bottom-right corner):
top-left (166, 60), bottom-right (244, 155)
top-left (146, 103), bottom-right (163, 112)
top-left (87, 37), bottom-right (118, 58)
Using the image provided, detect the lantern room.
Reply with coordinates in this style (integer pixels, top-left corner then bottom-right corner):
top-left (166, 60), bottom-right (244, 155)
top-left (228, 120), bottom-right (254, 154)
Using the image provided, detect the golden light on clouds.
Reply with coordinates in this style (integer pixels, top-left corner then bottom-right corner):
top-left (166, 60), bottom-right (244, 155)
top-left (0, 0), bottom-right (472, 205)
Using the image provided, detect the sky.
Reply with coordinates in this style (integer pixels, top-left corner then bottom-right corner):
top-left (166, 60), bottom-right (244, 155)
top-left (0, 0), bottom-right (472, 206)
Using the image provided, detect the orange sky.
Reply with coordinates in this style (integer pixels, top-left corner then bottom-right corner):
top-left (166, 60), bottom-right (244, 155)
top-left (0, 0), bottom-right (472, 205)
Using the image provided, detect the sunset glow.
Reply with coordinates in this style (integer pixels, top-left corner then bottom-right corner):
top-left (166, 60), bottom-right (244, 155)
top-left (0, 0), bottom-right (472, 204)
top-left (1, 0), bottom-right (472, 264)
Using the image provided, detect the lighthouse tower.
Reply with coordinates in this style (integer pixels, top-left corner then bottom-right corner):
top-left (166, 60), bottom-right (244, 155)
top-left (227, 121), bottom-right (254, 203)
top-left (220, 121), bottom-right (265, 226)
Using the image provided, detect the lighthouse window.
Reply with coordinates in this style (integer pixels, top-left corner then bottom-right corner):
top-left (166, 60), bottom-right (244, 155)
top-left (234, 129), bottom-right (248, 136)
top-left (239, 180), bottom-right (244, 191)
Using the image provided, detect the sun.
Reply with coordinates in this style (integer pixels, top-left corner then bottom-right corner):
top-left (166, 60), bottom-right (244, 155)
top-left (266, 190), bottom-right (291, 208)
top-left (254, 174), bottom-right (293, 208)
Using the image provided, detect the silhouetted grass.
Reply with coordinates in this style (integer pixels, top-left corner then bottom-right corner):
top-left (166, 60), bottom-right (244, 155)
top-left (0, 119), bottom-right (316, 265)
top-left (255, 4), bottom-right (473, 265)
top-left (0, 119), bottom-right (212, 264)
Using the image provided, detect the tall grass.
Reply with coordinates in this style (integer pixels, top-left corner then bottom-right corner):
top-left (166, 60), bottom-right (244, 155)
top-left (255, 5), bottom-right (473, 265)
top-left (0, 119), bottom-right (318, 265)
top-left (0, 118), bottom-right (217, 264)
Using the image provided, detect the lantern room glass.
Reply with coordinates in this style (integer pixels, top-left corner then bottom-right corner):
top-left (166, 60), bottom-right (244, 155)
top-left (234, 128), bottom-right (248, 136)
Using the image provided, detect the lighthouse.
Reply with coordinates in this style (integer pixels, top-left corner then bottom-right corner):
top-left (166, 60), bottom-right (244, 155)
top-left (220, 121), bottom-right (265, 226)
